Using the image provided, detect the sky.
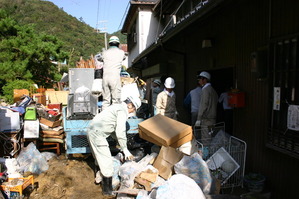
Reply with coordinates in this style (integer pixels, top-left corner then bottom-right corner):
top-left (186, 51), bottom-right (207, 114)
top-left (47, 0), bottom-right (130, 33)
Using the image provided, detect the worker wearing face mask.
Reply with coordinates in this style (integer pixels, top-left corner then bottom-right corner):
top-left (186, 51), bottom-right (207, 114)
top-left (195, 71), bottom-right (218, 146)
top-left (87, 95), bottom-right (141, 196)
top-left (156, 77), bottom-right (178, 120)
top-left (100, 36), bottom-right (126, 110)
top-left (151, 79), bottom-right (162, 115)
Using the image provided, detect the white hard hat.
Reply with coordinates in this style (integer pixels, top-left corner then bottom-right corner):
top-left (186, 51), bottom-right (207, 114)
top-left (164, 77), bottom-right (175, 88)
top-left (127, 95), bottom-right (141, 110)
top-left (153, 79), bottom-right (161, 86)
top-left (198, 71), bottom-right (211, 80)
top-left (109, 36), bottom-right (120, 44)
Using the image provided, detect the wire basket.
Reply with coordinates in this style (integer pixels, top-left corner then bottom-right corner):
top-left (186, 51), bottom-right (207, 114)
top-left (194, 122), bottom-right (247, 189)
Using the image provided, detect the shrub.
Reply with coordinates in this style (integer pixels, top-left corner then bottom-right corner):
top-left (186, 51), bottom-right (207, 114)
top-left (2, 80), bottom-right (36, 104)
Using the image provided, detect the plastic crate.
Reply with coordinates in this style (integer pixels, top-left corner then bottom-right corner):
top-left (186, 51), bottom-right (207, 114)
top-left (0, 175), bottom-right (34, 196)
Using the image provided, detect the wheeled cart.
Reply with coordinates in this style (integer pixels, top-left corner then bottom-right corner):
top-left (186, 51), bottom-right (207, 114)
top-left (195, 122), bottom-right (247, 189)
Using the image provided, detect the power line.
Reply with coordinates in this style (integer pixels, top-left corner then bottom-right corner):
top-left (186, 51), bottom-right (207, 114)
top-left (118, 1), bottom-right (130, 31)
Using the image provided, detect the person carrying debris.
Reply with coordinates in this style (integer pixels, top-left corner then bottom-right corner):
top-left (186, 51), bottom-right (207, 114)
top-left (156, 77), bottom-right (178, 120)
top-left (87, 95), bottom-right (141, 196)
top-left (195, 71), bottom-right (218, 146)
top-left (100, 36), bottom-right (126, 110)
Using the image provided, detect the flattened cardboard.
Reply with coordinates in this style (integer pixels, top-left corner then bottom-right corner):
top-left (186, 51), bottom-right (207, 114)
top-left (45, 91), bottom-right (69, 105)
top-left (138, 114), bottom-right (192, 148)
top-left (40, 117), bottom-right (62, 128)
top-left (42, 130), bottom-right (64, 136)
top-left (153, 146), bottom-right (183, 180)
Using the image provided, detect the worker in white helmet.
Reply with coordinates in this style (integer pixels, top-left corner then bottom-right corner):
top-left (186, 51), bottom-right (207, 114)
top-left (87, 95), bottom-right (141, 196)
top-left (100, 36), bottom-right (126, 110)
top-left (195, 71), bottom-right (218, 147)
top-left (156, 77), bottom-right (178, 120)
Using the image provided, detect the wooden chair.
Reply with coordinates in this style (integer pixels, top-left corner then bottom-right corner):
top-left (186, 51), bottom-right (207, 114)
top-left (39, 142), bottom-right (61, 155)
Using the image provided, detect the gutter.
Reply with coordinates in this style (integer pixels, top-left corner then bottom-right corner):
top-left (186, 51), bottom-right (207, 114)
top-left (132, 0), bottom-right (227, 65)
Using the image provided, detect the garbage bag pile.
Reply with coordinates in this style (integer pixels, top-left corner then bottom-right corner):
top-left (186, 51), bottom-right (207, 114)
top-left (98, 149), bottom-right (218, 199)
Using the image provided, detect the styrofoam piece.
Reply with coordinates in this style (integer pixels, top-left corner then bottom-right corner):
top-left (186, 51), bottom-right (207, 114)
top-left (121, 83), bottom-right (140, 101)
top-left (23, 120), bottom-right (40, 138)
top-left (206, 147), bottom-right (240, 184)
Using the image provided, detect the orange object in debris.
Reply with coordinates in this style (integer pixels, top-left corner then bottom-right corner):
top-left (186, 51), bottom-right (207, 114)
top-left (37, 88), bottom-right (46, 93)
top-left (32, 93), bottom-right (46, 105)
top-left (0, 175), bottom-right (34, 196)
top-left (13, 89), bottom-right (29, 102)
top-left (228, 91), bottom-right (245, 108)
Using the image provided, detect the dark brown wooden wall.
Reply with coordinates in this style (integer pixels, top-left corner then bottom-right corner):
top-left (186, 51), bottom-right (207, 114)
top-left (154, 0), bottom-right (299, 198)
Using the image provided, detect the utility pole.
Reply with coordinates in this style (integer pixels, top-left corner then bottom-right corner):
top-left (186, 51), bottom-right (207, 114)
top-left (97, 20), bottom-right (108, 50)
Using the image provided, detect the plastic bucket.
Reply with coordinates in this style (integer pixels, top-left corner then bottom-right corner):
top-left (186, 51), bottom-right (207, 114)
top-left (243, 173), bottom-right (265, 192)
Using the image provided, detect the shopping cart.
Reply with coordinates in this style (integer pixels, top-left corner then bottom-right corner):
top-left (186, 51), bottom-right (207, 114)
top-left (194, 122), bottom-right (247, 189)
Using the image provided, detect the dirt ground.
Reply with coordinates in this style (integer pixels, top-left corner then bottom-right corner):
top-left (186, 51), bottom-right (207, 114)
top-left (26, 154), bottom-right (115, 199)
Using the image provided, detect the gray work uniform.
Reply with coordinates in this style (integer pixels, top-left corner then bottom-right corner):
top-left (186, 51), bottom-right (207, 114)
top-left (101, 46), bottom-right (125, 110)
top-left (197, 83), bottom-right (218, 145)
top-left (190, 86), bottom-right (202, 126)
top-left (87, 102), bottom-right (128, 177)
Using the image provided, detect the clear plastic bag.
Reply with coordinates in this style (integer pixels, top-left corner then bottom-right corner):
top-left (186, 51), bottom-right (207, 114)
top-left (16, 142), bottom-right (49, 174)
top-left (41, 152), bottom-right (57, 161)
top-left (117, 153), bottom-right (158, 199)
top-left (174, 153), bottom-right (212, 194)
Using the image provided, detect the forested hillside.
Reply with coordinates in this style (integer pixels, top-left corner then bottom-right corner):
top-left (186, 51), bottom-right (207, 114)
top-left (0, 0), bottom-right (127, 102)
top-left (0, 0), bottom-right (126, 66)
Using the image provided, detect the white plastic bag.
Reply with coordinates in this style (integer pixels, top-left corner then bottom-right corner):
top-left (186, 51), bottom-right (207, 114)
top-left (91, 78), bottom-right (103, 95)
top-left (0, 157), bottom-right (22, 178)
top-left (174, 153), bottom-right (212, 194)
top-left (156, 174), bottom-right (206, 199)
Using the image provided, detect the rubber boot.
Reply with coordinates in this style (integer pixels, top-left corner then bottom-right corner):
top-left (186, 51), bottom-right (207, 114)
top-left (102, 176), bottom-right (113, 196)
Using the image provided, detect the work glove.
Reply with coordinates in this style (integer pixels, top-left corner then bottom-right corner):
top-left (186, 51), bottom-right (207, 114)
top-left (195, 120), bottom-right (201, 127)
top-left (123, 148), bottom-right (134, 161)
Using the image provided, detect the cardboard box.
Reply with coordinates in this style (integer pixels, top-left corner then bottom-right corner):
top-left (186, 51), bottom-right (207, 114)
top-left (135, 169), bottom-right (158, 191)
top-left (153, 146), bottom-right (183, 179)
top-left (138, 114), bottom-right (192, 148)
top-left (13, 89), bottom-right (29, 102)
top-left (39, 117), bottom-right (62, 128)
top-left (32, 93), bottom-right (46, 105)
top-left (45, 91), bottom-right (69, 105)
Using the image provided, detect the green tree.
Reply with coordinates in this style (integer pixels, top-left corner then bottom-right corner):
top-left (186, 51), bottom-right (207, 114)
top-left (0, 9), bottom-right (68, 102)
